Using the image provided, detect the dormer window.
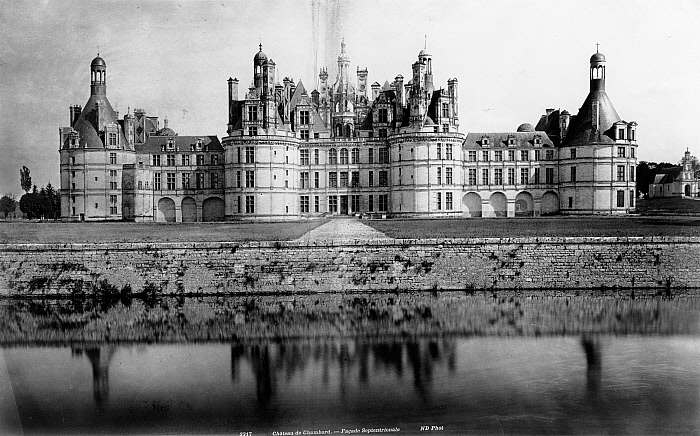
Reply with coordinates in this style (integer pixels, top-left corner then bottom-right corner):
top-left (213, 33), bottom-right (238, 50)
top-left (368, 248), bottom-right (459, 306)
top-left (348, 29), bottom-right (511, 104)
top-left (533, 135), bottom-right (542, 146)
top-left (617, 128), bottom-right (625, 140)
top-left (195, 140), bottom-right (203, 151)
top-left (166, 140), bottom-right (175, 151)
top-left (481, 136), bottom-right (490, 146)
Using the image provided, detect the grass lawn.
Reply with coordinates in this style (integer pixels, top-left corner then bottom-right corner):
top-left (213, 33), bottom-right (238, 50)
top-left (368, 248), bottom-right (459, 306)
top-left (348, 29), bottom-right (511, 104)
top-left (364, 216), bottom-right (700, 238)
top-left (636, 197), bottom-right (700, 214)
top-left (0, 219), bottom-right (327, 243)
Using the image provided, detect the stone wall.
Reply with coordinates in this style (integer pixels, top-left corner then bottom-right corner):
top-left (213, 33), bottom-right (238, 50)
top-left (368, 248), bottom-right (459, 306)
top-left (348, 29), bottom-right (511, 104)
top-left (1, 237), bottom-right (699, 296)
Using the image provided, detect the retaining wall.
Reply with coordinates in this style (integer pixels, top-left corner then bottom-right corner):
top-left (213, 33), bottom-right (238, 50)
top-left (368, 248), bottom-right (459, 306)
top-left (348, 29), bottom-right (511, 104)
top-left (1, 237), bottom-right (699, 296)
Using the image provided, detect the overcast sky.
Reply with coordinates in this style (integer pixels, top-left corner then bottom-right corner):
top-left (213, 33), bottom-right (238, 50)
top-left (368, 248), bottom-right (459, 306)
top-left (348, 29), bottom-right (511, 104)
top-left (1, 0), bottom-right (699, 197)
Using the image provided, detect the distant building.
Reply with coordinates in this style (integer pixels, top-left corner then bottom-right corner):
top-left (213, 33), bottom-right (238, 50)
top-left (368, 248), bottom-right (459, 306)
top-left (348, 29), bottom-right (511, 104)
top-left (59, 43), bottom-right (639, 221)
top-left (649, 149), bottom-right (699, 198)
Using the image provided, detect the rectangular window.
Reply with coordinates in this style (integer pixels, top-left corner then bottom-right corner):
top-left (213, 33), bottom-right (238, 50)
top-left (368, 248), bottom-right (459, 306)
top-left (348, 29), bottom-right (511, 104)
top-left (108, 133), bottom-right (117, 147)
top-left (520, 168), bottom-right (529, 185)
top-left (570, 167), bottom-right (577, 182)
top-left (314, 171), bottom-right (320, 188)
top-left (245, 147), bottom-right (255, 164)
top-left (508, 150), bottom-right (515, 161)
top-left (300, 195), bottom-right (309, 213)
top-left (368, 171), bottom-right (374, 187)
top-left (246, 170), bottom-right (255, 188)
top-left (329, 149), bottom-right (338, 165)
top-left (247, 105), bottom-right (258, 121)
top-left (196, 172), bottom-right (205, 189)
top-left (340, 149), bottom-right (349, 165)
top-left (351, 148), bottom-right (359, 164)
top-left (508, 168), bottom-right (515, 185)
top-left (166, 172), bottom-right (175, 190)
top-left (534, 150), bottom-right (541, 161)
top-left (340, 172), bottom-right (349, 188)
top-left (154, 173), bottom-right (161, 190)
top-left (520, 150), bottom-right (529, 161)
top-left (617, 165), bottom-right (625, 181)
top-left (630, 166), bottom-right (635, 182)
top-left (368, 195), bottom-right (374, 212)
top-left (379, 171), bottom-right (388, 187)
top-left (437, 144), bottom-right (442, 160)
top-left (245, 195), bottom-right (255, 213)
top-left (351, 171), bottom-right (360, 187)
top-left (329, 196), bottom-right (338, 213)
top-left (300, 129), bottom-right (310, 140)
top-left (183, 172), bottom-right (191, 189)
top-left (618, 147), bottom-right (626, 158)
top-left (617, 190), bottom-right (625, 207)
top-left (182, 154), bottom-right (190, 166)
top-left (482, 150), bottom-right (489, 162)
top-left (494, 168), bottom-right (503, 185)
top-left (379, 148), bottom-right (389, 164)
top-left (196, 155), bottom-right (205, 166)
top-left (109, 195), bottom-right (118, 215)
top-left (446, 145), bottom-right (453, 160)
top-left (378, 194), bottom-right (388, 212)
top-left (236, 171), bottom-right (241, 188)
top-left (314, 196), bottom-right (319, 213)
top-left (300, 149), bottom-right (309, 165)
top-left (618, 128), bottom-right (625, 140)
top-left (368, 148), bottom-right (374, 164)
top-left (546, 150), bottom-right (554, 161)
top-left (630, 190), bottom-right (635, 208)
top-left (351, 195), bottom-right (361, 213)
top-left (546, 167), bottom-right (554, 184)
top-left (534, 168), bottom-right (540, 184)
top-left (314, 149), bottom-right (320, 165)
top-left (446, 167), bottom-right (453, 184)
top-left (482, 168), bottom-right (489, 185)
top-left (569, 197), bottom-right (573, 208)
top-left (166, 154), bottom-right (175, 166)
top-left (446, 192), bottom-right (453, 210)
top-left (570, 148), bottom-right (577, 159)
top-left (248, 126), bottom-right (257, 136)
top-left (630, 147), bottom-right (635, 159)
top-left (110, 152), bottom-right (117, 165)
top-left (300, 172), bottom-right (309, 189)
top-left (468, 151), bottom-right (477, 162)
top-left (378, 128), bottom-right (387, 138)
top-left (211, 172), bottom-right (219, 189)
top-left (494, 150), bottom-right (503, 162)
top-left (329, 172), bottom-right (337, 188)
top-left (378, 108), bottom-right (388, 123)
top-left (468, 168), bottom-right (477, 185)
top-left (441, 103), bottom-right (449, 118)
top-left (436, 192), bottom-right (442, 210)
top-left (152, 155), bottom-right (161, 166)
top-left (437, 167), bottom-right (442, 185)
top-left (299, 110), bottom-right (310, 125)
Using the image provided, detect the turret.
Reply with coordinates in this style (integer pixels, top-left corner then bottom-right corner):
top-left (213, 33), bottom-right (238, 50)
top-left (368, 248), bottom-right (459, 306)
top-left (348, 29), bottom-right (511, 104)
top-left (590, 51), bottom-right (605, 92)
top-left (90, 56), bottom-right (106, 96)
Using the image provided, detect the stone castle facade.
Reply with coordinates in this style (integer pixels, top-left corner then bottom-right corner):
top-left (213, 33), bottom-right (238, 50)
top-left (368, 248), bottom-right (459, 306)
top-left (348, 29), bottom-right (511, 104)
top-left (59, 43), bottom-right (638, 221)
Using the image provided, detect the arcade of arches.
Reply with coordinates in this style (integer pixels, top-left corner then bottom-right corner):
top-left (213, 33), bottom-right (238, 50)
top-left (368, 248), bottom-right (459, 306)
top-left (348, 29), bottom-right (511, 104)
top-left (462, 191), bottom-right (559, 218)
top-left (157, 197), bottom-right (225, 223)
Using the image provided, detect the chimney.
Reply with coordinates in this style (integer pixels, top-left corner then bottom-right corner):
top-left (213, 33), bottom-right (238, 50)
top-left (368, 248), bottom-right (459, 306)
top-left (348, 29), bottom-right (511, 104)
top-left (69, 105), bottom-right (82, 126)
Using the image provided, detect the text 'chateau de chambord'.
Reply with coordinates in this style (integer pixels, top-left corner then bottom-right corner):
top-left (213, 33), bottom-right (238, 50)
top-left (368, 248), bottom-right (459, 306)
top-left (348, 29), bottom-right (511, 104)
top-left (59, 42), bottom-right (638, 221)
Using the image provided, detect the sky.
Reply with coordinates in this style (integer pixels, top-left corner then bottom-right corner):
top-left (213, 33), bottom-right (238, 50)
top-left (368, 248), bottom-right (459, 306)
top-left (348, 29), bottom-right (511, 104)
top-left (1, 0), bottom-right (699, 198)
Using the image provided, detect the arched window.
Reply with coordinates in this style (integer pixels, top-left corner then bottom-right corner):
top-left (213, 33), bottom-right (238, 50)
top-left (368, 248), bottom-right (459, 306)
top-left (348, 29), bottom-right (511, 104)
top-left (340, 148), bottom-right (349, 164)
top-left (345, 124), bottom-right (352, 138)
top-left (329, 148), bottom-right (338, 165)
top-left (336, 124), bottom-right (342, 137)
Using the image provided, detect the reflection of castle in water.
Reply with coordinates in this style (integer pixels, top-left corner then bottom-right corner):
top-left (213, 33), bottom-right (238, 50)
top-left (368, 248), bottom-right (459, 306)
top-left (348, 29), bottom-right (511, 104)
top-left (71, 346), bottom-right (117, 409)
top-left (232, 339), bottom-right (457, 405)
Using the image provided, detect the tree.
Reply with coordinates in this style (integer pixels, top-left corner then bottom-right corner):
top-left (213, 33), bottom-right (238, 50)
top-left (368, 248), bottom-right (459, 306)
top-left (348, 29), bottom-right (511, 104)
top-left (0, 195), bottom-right (16, 219)
top-left (19, 166), bottom-right (32, 194)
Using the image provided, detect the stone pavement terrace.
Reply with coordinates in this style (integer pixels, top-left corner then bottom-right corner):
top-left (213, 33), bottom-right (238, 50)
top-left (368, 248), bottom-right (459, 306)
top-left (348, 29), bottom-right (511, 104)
top-left (295, 218), bottom-right (390, 243)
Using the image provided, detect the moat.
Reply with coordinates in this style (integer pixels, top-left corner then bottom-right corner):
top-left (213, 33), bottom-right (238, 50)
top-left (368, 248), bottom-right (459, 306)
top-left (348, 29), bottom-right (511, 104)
top-left (1, 292), bottom-right (699, 435)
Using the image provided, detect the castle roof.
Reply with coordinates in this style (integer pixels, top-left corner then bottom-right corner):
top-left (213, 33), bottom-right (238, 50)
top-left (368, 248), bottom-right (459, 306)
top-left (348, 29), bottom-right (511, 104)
top-left (562, 89), bottom-right (621, 146)
top-left (66, 93), bottom-right (130, 150)
top-left (464, 131), bottom-right (555, 148)
top-left (136, 135), bottom-right (222, 154)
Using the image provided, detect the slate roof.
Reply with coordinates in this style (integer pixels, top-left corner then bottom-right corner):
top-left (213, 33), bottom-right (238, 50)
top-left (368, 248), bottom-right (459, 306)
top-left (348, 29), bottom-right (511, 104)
top-left (65, 93), bottom-right (130, 150)
top-left (136, 135), bottom-right (222, 154)
top-left (562, 90), bottom-right (621, 146)
top-left (464, 132), bottom-right (555, 148)
top-left (653, 167), bottom-right (682, 185)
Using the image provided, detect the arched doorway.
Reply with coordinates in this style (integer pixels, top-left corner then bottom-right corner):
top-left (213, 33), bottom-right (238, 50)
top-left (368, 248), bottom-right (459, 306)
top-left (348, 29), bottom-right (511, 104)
top-left (541, 191), bottom-right (559, 215)
top-left (181, 197), bottom-right (197, 222)
top-left (202, 197), bottom-right (225, 222)
top-left (685, 185), bottom-right (691, 197)
top-left (157, 197), bottom-right (176, 223)
top-left (489, 192), bottom-right (507, 217)
top-left (515, 191), bottom-right (534, 217)
top-left (462, 192), bottom-right (482, 217)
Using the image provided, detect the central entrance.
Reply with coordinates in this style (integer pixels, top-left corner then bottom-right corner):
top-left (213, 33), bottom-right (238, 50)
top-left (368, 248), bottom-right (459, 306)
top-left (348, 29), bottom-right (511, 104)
top-left (340, 195), bottom-right (349, 214)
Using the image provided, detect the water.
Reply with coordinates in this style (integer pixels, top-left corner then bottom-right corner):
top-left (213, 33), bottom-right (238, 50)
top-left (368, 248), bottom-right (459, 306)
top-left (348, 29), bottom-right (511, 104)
top-left (1, 294), bottom-right (699, 435)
